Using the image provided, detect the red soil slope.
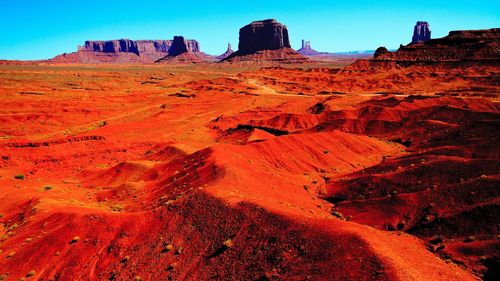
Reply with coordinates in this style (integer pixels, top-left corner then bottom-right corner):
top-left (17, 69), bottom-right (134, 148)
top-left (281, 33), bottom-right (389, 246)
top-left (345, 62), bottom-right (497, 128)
top-left (0, 62), bottom-right (497, 280)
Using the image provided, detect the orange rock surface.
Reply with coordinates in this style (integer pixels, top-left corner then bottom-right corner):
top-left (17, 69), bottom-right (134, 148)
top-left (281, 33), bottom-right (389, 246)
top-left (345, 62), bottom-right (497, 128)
top-left (0, 61), bottom-right (498, 280)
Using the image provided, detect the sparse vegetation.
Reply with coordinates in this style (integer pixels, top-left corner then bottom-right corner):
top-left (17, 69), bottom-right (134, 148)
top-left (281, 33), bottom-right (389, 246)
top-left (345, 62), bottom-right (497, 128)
top-left (26, 270), bottom-right (35, 278)
top-left (162, 244), bottom-right (173, 253)
top-left (223, 239), bottom-right (234, 248)
top-left (331, 210), bottom-right (346, 220)
top-left (166, 262), bottom-right (177, 271)
top-left (43, 185), bottom-right (53, 190)
top-left (111, 205), bottom-right (123, 212)
top-left (14, 174), bottom-right (25, 180)
top-left (70, 236), bottom-right (80, 244)
top-left (174, 246), bottom-right (183, 255)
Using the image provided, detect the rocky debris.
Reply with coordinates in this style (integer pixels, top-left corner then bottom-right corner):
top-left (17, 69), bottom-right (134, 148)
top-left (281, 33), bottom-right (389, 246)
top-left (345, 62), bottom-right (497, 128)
top-left (365, 28), bottom-right (500, 65)
top-left (216, 43), bottom-right (234, 60)
top-left (297, 40), bottom-right (323, 56)
top-left (223, 48), bottom-right (309, 64)
top-left (223, 19), bottom-right (308, 63)
top-left (411, 21), bottom-right (431, 44)
top-left (51, 37), bottom-right (205, 64)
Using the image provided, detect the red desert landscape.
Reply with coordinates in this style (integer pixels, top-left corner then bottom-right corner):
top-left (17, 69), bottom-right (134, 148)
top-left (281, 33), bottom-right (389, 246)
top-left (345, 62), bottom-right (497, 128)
top-left (0, 13), bottom-right (499, 281)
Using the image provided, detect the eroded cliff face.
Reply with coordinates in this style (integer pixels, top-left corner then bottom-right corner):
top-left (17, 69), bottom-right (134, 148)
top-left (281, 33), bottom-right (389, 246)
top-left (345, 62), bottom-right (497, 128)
top-left (373, 28), bottom-right (500, 63)
top-left (78, 39), bottom-right (200, 54)
top-left (223, 19), bottom-right (307, 63)
top-left (238, 19), bottom-right (291, 54)
top-left (154, 36), bottom-right (213, 64)
top-left (411, 21), bottom-right (431, 44)
top-left (53, 37), bottom-right (203, 63)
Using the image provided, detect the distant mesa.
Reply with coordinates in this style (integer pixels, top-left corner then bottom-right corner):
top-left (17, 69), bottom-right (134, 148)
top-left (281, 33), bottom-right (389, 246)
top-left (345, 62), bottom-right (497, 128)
top-left (411, 21), bottom-right (431, 44)
top-left (216, 43), bottom-right (234, 60)
top-left (51, 37), bottom-right (210, 64)
top-left (223, 19), bottom-right (308, 63)
top-left (155, 36), bottom-right (210, 64)
top-left (167, 36), bottom-right (195, 56)
top-left (297, 40), bottom-right (322, 56)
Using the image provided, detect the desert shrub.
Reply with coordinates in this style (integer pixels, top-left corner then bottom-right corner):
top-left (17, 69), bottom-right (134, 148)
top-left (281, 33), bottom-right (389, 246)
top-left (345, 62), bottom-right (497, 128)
top-left (162, 244), bottom-right (173, 253)
top-left (26, 270), bottom-right (35, 278)
top-left (111, 205), bottom-right (123, 212)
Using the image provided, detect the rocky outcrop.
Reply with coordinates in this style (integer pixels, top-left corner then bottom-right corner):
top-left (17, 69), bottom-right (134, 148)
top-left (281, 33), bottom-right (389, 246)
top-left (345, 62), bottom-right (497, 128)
top-left (155, 36), bottom-right (209, 64)
top-left (165, 36), bottom-right (191, 56)
top-left (370, 28), bottom-right (500, 64)
top-left (297, 40), bottom-right (324, 56)
top-left (238, 19), bottom-right (291, 54)
top-left (223, 48), bottom-right (309, 64)
top-left (51, 37), bottom-right (205, 64)
top-left (223, 19), bottom-right (307, 63)
top-left (373, 46), bottom-right (389, 58)
top-left (411, 21), bottom-right (431, 44)
top-left (216, 43), bottom-right (234, 60)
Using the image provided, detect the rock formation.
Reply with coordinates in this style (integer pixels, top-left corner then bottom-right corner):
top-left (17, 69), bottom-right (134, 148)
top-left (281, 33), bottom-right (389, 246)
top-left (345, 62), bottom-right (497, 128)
top-left (411, 21), bottom-right (431, 44)
top-left (373, 46), bottom-right (389, 58)
top-left (166, 36), bottom-right (189, 56)
top-left (51, 37), bottom-right (206, 64)
top-left (223, 19), bottom-right (308, 63)
top-left (238, 19), bottom-right (291, 54)
top-left (297, 40), bottom-right (323, 56)
top-left (155, 36), bottom-right (209, 64)
top-left (369, 28), bottom-right (500, 65)
top-left (216, 43), bottom-right (234, 60)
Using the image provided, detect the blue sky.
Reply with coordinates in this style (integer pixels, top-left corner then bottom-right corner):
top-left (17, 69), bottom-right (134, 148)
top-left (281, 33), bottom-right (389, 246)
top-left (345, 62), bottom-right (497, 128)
top-left (0, 0), bottom-right (499, 60)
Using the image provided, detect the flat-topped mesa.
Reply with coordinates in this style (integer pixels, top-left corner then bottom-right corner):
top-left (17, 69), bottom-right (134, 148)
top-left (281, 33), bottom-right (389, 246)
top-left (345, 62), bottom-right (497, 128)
top-left (238, 19), bottom-right (291, 54)
top-left (371, 28), bottom-right (500, 64)
top-left (78, 39), bottom-right (166, 54)
top-left (223, 19), bottom-right (308, 63)
top-left (411, 21), bottom-right (431, 44)
top-left (52, 37), bottom-right (204, 63)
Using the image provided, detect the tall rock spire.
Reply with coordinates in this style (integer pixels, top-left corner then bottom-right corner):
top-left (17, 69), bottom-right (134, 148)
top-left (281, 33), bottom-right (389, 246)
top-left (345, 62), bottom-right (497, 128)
top-left (411, 21), bottom-right (431, 44)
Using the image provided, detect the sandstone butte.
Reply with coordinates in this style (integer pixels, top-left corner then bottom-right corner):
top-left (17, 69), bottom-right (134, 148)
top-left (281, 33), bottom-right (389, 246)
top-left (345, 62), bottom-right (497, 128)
top-left (223, 19), bottom-right (309, 63)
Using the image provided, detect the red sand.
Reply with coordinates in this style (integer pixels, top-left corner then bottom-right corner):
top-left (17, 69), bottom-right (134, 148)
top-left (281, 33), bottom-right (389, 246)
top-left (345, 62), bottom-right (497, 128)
top-left (0, 62), bottom-right (498, 280)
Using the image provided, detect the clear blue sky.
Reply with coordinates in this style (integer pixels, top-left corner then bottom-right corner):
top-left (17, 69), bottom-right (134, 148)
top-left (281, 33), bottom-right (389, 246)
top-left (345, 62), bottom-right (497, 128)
top-left (1, 0), bottom-right (499, 60)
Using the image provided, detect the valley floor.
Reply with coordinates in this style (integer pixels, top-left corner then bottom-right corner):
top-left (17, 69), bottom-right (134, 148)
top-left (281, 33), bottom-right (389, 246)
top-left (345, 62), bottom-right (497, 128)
top-left (0, 63), bottom-right (498, 280)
